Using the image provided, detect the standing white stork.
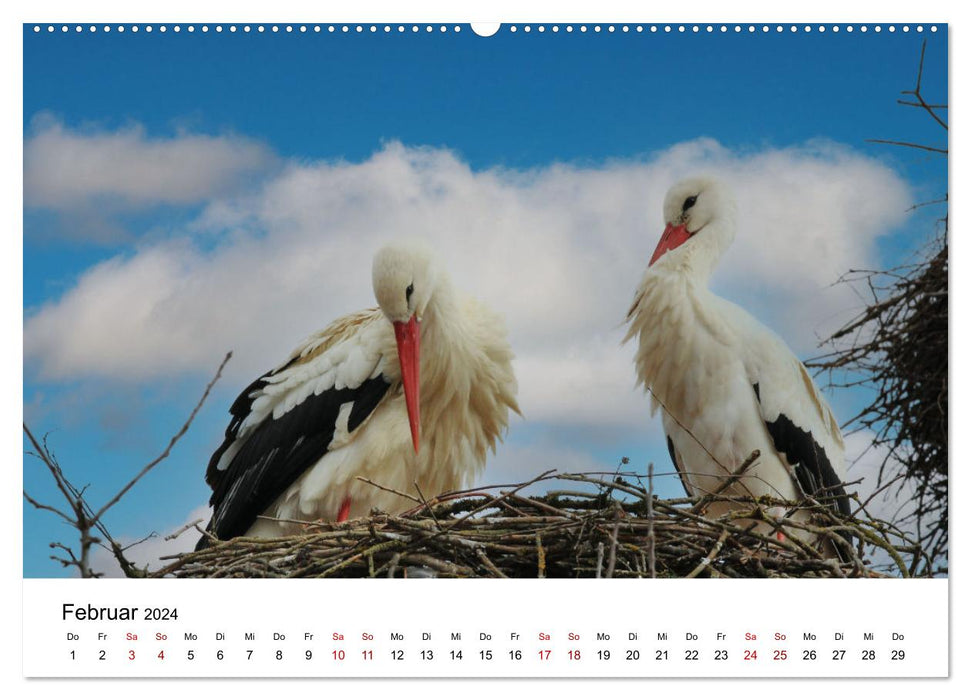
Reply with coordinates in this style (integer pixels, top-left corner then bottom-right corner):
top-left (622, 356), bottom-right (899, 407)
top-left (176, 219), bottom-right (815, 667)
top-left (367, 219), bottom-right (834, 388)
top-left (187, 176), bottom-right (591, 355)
top-left (196, 241), bottom-right (519, 550)
top-left (624, 176), bottom-right (851, 554)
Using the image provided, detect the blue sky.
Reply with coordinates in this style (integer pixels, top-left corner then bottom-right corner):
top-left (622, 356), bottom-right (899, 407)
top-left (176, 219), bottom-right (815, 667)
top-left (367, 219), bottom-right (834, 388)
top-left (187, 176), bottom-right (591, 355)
top-left (23, 26), bottom-right (947, 174)
top-left (22, 23), bottom-right (947, 576)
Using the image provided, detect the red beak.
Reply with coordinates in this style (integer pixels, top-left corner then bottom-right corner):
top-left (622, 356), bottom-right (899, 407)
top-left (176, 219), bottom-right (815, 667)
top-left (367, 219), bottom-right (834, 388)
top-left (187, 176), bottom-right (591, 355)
top-left (649, 222), bottom-right (692, 266)
top-left (393, 315), bottom-right (421, 454)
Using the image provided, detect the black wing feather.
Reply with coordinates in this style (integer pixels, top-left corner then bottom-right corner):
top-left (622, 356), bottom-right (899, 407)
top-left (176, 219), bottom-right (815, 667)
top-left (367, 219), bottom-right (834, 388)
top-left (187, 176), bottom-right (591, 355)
top-left (754, 383), bottom-right (850, 517)
top-left (197, 375), bottom-right (390, 549)
top-left (666, 434), bottom-right (694, 497)
top-left (204, 372), bottom-right (273, 489)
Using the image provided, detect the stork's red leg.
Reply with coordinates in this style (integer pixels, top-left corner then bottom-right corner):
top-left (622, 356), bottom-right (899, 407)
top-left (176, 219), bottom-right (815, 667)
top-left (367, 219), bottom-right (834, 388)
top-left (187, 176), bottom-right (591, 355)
top-left (337, 497), bottom-right (351, 523)
top-left (769, 506), bottom-right (786, 542)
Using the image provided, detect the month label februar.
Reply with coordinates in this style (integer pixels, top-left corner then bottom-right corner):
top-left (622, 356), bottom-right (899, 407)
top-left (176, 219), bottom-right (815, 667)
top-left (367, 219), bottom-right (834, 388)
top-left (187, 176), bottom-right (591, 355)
top-left (25, 579), bottom-right (947, 678)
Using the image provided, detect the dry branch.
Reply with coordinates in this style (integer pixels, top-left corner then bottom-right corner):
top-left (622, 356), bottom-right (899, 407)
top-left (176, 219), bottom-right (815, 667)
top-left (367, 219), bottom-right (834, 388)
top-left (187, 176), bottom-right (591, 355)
top-left (23, 352), bottom-right (231, 577)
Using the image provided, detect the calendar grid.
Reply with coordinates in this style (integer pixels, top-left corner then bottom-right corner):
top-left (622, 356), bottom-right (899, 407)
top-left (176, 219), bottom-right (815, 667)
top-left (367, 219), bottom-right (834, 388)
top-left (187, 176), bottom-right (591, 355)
top-left (24, 578), bottom-right (948, 678)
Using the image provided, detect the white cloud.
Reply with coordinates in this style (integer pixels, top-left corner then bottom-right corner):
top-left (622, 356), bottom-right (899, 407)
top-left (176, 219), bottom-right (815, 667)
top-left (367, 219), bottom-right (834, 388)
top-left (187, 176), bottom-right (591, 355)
top-left (843, 430), bottom-right (928, 531)
top-left (25, 138), bottom-right (910, 430)
top-left (24, 116), bottom-right (275, 230)
top-left (480, 440), bottom-right (611, 489)
top-left (88, 504), bottom-right (211, 578)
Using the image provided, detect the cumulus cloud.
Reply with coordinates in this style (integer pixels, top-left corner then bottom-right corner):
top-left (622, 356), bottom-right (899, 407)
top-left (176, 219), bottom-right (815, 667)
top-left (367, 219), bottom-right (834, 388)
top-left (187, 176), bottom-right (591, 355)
top-left (88, 504), bottom-right (211, 578)
top-left (481, 440), bottom-right (611, 489)
top-left (844, 430), bottom-right (919, 527)
top-left (24, 138), bottom-right (910, 429)
top-left (24, 115), bottom-right (275, 240)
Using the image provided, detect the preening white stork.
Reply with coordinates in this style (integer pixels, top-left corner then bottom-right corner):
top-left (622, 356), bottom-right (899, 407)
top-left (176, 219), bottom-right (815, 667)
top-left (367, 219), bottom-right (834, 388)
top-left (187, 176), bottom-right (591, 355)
top-left (196, 241), bottom-right (519, 550)
top-left (624, 177), bottom-right (851, 553)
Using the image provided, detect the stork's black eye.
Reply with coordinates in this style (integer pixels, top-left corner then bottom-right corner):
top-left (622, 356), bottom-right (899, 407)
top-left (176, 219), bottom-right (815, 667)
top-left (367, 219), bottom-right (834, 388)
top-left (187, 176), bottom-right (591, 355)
top-left (682, 195), bottom-right (698, 212)
top-left (405, 283), bottom-right (414, 303)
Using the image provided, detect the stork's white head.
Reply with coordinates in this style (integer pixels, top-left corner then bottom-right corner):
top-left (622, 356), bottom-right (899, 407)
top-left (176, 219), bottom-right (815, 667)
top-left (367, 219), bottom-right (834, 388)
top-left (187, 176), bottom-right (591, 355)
top-left (372, 241), bottom-right (441, 455)
top-left (650, 176), bottom-right (736, 267)
top-left (372, 240), bottom-right (440, 324)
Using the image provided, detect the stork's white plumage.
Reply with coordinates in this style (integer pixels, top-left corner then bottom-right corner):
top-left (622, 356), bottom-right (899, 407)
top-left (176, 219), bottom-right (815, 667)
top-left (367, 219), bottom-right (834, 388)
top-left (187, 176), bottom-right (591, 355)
top-left (625, 177), bottom-right (850, 551)
top-left (196, 241), bottom-right (519, 549)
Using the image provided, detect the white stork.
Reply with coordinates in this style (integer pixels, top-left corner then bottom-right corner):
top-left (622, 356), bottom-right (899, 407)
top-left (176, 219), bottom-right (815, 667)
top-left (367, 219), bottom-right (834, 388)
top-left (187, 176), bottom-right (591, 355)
top-left (624, 176), bottom-right (851, 553)
top-left (196, 241), bottom-right (519, 549)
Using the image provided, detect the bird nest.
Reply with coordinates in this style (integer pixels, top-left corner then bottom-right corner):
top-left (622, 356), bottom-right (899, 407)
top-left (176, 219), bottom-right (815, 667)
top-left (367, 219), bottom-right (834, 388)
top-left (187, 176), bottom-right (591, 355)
top-left (809, 234), bottom-right (948, 570)
top-left (156, 471), bottom-right (926, 579)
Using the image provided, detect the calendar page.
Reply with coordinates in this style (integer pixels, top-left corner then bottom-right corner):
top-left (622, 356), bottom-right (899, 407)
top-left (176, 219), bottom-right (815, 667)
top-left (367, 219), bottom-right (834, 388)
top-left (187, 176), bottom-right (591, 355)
top-left (19, 2), bottom-right (951, 689)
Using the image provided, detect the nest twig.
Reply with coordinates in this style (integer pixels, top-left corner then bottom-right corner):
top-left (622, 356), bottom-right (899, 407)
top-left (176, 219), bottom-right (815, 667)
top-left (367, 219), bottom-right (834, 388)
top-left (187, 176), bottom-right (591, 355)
top-left (158, 471), bottom-right (926, 579)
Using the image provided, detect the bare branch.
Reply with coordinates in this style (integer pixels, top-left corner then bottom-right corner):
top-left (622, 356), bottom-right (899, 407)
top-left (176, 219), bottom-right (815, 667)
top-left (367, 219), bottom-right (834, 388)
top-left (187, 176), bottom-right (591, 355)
top-left (165, 519), bottom-right (206, 542)
top-left (901, 39), bottom-right (948, 130)
top-left (864, 138), bottom-right (947, 154)
top-left (93, 352), bottom-right (231, 521)
top-left (23, 489), bottom-right (75, 526)
top-left (897, 100), bottom-right (947, 110)
top-left (24, 351), bottom-right (232, 577)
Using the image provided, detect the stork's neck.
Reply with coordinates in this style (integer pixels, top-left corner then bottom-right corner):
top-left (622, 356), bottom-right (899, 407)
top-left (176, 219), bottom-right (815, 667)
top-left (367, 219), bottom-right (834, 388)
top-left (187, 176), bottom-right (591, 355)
top-left (626, 218), bottom-right (738, 408)
top-left (673, 217), bottom-right (735, 285)
top-left (412, 272), bottom-right (517, 474)
top-left (419, 273), bottom-right (461, 377)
